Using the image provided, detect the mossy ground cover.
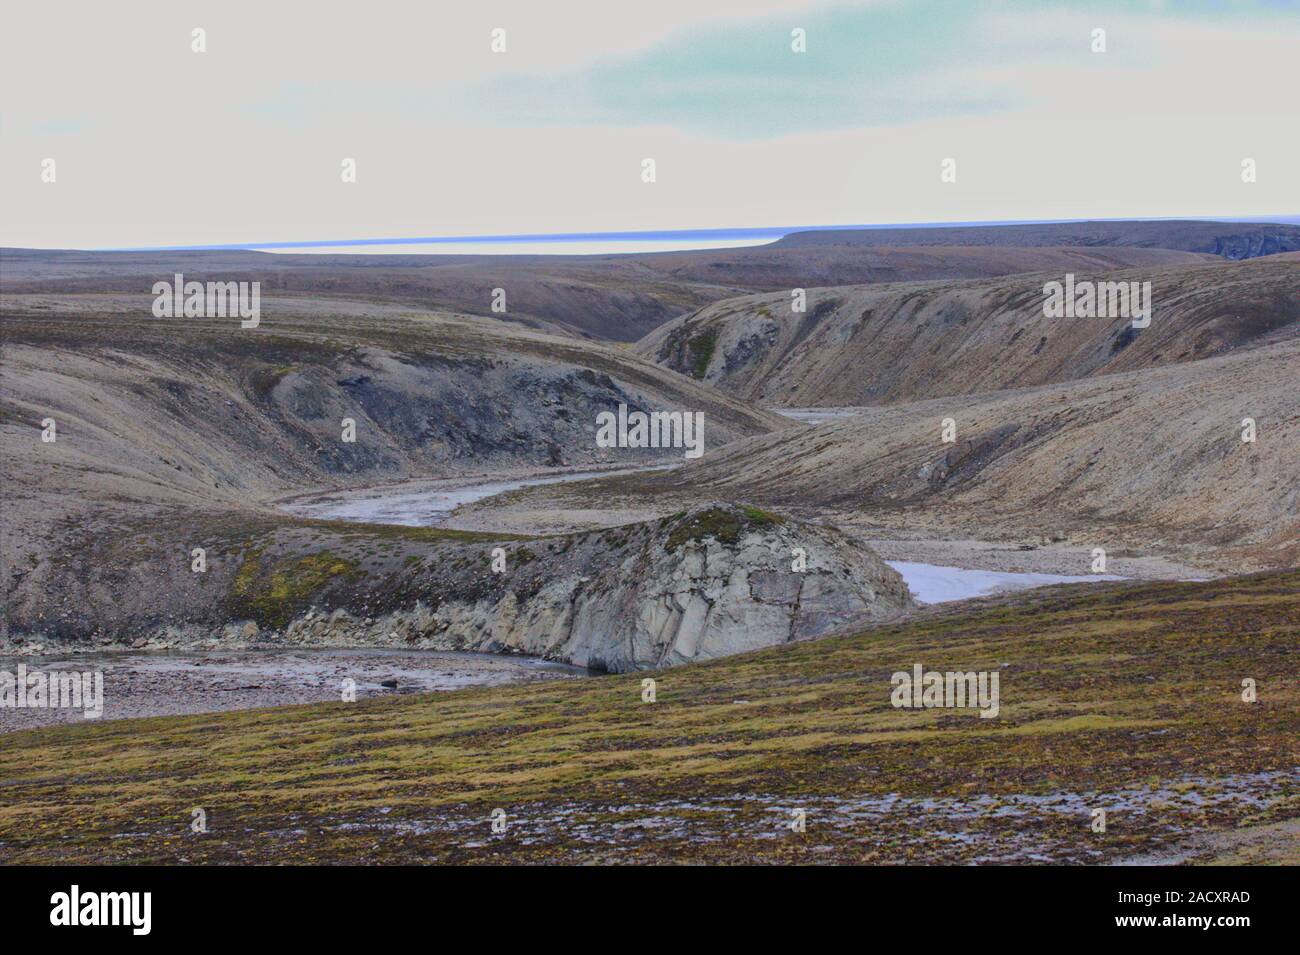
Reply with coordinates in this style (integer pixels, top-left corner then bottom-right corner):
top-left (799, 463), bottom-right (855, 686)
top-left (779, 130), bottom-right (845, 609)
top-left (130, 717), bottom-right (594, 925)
top-left (1, 572), bottom-right (1296, 864)
top-left (686, 329), bottom-right (719, 379)
top-left (664, 504), bottom-right (783, 551)
top-left (228, 549), bottom-right (365, 629)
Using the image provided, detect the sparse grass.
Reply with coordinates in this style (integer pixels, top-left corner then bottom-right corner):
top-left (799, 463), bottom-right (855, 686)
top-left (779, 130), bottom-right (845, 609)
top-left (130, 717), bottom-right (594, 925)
top-left (740, 504), bottom-right (782, 526)
top-left (1, 571), bottom-right (1296, 864)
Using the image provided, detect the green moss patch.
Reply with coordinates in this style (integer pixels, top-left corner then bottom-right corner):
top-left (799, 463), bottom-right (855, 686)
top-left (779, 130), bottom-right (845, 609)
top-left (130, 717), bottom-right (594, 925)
top-left (665, 505), bottom-right (784, 551)
top-left (229, 548), bottom-right (363, 628)
top-left (686, 329), bottom-right (719, 379)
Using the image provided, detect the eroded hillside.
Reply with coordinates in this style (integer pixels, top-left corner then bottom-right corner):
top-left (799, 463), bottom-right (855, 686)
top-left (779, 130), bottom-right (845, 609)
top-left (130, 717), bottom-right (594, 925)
top-left (0, 294), bottom-right (791, 646)
top-left (636, 257), bottom-right (1300, 406)
top-left (483, 339), bottom-right (1300, 571)
top-left (671, 341), bottom-right (1298, 553)
top-left (0, 293), bottom-right (785, 507)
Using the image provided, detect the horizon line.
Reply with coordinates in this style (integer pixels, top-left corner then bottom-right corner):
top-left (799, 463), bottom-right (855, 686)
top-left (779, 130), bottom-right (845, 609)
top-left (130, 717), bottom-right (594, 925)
top-left (97, 214), bottom-right (1300, 254)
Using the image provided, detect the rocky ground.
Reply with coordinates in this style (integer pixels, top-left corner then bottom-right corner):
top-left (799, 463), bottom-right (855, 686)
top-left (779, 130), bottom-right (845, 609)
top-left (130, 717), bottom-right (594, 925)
top-left (444, 493), bottom-right (1220, 581)
top-left (470, 338), bottom-right (1300, 574)
top-left (0, 500), bottom-right (914, 674)
top-left (0, 294), bottom-right (791, 655)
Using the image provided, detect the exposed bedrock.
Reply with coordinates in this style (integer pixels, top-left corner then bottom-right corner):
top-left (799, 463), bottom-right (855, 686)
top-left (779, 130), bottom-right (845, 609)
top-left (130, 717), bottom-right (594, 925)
top-left (418, 504), bottom-right (914, 671)
top-left (4, 505), bottom-right (914, 673)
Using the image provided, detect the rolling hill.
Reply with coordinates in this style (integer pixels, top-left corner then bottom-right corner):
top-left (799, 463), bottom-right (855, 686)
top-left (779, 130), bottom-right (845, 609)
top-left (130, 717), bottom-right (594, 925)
top-left (635, 257), bottom-right (1300, 406)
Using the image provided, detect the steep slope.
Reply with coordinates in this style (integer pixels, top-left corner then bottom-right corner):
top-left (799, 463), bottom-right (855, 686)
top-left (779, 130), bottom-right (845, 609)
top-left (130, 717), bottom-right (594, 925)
top-left (0, 491), bottom-right (912, 670)
top-left (249, 503), bottom-right (913, 673)
top-left (0, 293), bottom-right (787, 509)
top-left (636, 257), bottom-right (1300, 406)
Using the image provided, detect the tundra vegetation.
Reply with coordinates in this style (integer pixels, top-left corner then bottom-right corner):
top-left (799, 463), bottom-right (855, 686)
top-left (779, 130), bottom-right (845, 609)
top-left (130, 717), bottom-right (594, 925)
top-left (1, 572), bottom-right (1295, 863)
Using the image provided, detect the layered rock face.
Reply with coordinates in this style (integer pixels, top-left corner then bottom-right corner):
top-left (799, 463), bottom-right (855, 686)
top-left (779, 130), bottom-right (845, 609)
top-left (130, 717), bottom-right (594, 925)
top-left (4, 502), bottom-right (913, 672)
top-left (265, 505), bottom-right (914, 672)
top-left (449, 505), bottom-right (913, 671)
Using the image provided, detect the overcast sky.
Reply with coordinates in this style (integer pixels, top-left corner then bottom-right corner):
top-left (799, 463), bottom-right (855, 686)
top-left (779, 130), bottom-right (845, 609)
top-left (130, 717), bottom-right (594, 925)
top-left (2, 0), bottom-right (1297, 252)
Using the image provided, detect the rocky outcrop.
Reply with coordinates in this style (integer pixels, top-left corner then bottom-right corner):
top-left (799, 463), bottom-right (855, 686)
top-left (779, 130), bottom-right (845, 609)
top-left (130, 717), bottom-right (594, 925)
top-left (258, 505), bottom-right (913, 672)
top-left (420, 504), bottom-right (912, 670)
top-left (3, 505), bottom-right (914, 673)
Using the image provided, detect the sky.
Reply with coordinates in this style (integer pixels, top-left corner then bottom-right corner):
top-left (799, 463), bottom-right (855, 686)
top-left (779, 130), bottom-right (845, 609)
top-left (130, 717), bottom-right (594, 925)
top-left (1, 0), bottom-right (1298, 253)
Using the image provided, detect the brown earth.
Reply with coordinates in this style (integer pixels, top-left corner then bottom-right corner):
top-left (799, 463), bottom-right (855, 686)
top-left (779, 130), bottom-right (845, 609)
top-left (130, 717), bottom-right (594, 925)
top-left (0, 293), bottom-right (788, 644)
top-left (0, 231), bottom-right (1295, 866)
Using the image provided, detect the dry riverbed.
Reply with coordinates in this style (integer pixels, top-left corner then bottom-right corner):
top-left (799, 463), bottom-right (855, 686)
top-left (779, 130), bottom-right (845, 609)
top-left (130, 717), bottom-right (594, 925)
top-left (0, 648), bottom-right (586, 734)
